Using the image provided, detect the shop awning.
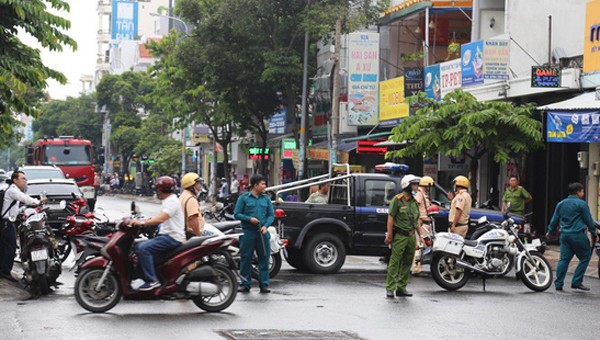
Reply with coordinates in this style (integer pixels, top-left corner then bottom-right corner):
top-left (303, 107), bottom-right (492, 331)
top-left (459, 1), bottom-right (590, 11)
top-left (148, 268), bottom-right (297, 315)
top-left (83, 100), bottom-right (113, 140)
top-left (537, 91), bottom-right (600, 111)
top-left (341, 131), bottom-right (392, 143)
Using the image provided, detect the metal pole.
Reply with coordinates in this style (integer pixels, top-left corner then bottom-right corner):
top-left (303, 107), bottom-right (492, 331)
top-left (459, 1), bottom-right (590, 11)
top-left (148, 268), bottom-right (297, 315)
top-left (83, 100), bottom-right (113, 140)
top-left (548, 15), bottom-right (552, 65)
top-left (181, 123), bottom-right (186, 175)
top-left (424, 7), bottom-right (430, 67)
top-left (330, 18), bottom-right (342, 171)
top-left (298, 0), bottom-right (311, 180)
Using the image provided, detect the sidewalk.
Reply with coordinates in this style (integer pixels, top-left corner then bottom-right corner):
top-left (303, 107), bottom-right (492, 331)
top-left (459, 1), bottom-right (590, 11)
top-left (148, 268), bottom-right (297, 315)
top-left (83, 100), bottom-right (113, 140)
top-left (544, 245), bottom-right (598, 278)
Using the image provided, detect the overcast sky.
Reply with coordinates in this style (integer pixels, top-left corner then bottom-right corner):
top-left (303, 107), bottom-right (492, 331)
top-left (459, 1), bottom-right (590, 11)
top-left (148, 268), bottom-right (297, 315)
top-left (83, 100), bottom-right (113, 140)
top-left (27, 1), bottom-right (98, 100)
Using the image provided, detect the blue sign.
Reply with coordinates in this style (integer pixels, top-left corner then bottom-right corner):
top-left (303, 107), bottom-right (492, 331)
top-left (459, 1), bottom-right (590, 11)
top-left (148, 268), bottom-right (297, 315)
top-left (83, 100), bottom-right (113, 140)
top-left (547, 111), bottom-right (600, 143)
top-left (423, 64), bottom-right (441, 100)
top-left (111, 0), bottom-right (139, 41)
top-left (269, 107), bottom-right (287, 134)
top-left (461, 40), bottom-right (484, 87)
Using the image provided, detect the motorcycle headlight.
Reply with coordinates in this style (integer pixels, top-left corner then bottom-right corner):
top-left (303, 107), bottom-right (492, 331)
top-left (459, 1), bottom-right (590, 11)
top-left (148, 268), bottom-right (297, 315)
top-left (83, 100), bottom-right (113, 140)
top-left (508, 235), bottom-right (517, 243)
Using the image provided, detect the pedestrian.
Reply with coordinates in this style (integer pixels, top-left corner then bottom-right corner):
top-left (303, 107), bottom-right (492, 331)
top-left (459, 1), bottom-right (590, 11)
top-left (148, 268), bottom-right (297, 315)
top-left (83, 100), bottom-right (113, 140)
top-left (545, 182), bottom-right (596, 291)
top-left (179, 172), bottom-right (206, 239)
top-left (230, 174), bottom-right (240, 204)
top-left (501, 176), bottom-right (532, 216)
top-left (1, 170), bottom-right (47, 282)
top-left (384, 174), bottom-right (420, 298)
top-left (219, 178), bottom-right (230, 202)
top-left (305, 183), bottom-right (329, 204)
top-left (412, 176), bottom-right (434, 275)
top-left (234, 174), bottom-right (274, 293)
top-left (130, 176), bottom-right (185, 291)
top-left (448, 175), bottom-right (472, 237)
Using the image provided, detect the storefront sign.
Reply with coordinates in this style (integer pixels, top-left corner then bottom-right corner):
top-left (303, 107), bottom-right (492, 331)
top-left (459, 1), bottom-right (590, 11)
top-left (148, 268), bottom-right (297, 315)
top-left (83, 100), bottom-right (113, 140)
top-left (268, 107), bottom-right (286, 134)
top-left (248, 147), bottom-right (269, 160)
top-left (111, 0), bottom-right (138, 41)
top-left (546, 111), bottom-right (600, 143)
top-left (357, 140), bottom-right (387, 155)
top-left (348, 32), bottom-right (380, 126)
top-left (531, 66), bottom-right (561, 88)
top-left (404, 68), bottom-right (424, 97)
top-left (483, 39), bottom-right (510, 80)
top-left (281, 138), bottom-right (297, 159)
top-left (424, 64), bottom-right (441, 100)
top-left (440, 59), bottom-right (462, 97)
top-left (438, 153), bottom-right (469, 171)
top-left (584, 0), bottom-right (600, 73)
top-left (379, 77), bottom-right (409, 123)
top-left (461, 40), bottom-right (484, 87)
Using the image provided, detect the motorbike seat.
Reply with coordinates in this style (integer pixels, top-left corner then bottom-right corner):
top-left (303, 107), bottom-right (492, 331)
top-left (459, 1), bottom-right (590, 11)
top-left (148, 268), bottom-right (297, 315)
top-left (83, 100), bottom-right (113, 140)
top-left (463, 239), bottom-right (478, 247)
top-left (212, 221), bottom-right (240, 232)
top-left (154, 235), bottom-right (216, 265)
top-left (80, 235), bottom-right (110, 243)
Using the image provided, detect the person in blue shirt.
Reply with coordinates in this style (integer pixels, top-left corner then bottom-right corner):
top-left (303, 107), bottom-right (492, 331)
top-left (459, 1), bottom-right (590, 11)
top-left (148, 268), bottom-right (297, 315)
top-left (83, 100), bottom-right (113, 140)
top-left (546, 182), bottom-right (597, 291)
top-left (234, 174), bottom-right (274, 293)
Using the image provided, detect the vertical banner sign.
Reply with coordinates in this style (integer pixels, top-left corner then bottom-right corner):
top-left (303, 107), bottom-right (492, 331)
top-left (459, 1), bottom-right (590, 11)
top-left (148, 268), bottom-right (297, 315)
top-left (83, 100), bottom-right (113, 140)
top-left (348, 33), bottom-right (380, 126)
top-left (268, 107), bottom-right (287, 134)
top-left (483, 39), bottom-right (510, 80)
top-left (404, 68), bottom-right (424, 97)
top-left (379, 77), bottom-right (409, 125)
top-left (584, 0), bottom-right (600, 73)
top-left (461, 40), bottom-right (484, 87)
top-left (423, 64), bottom-right (441, 100)
top-left (111, 0), bottom-right (139, 41)
top-left (440, 59), bottom-right (462, 98)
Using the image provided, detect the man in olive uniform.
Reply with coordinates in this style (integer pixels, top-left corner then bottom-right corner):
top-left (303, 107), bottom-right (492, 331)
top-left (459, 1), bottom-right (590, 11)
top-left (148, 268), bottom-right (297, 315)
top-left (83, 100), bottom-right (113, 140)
top-left (384, 174), bottom-right (420, 298)
top-left (449, 175), bottom-right (472, 238)
top-left (501, 176), bottom-right (532, 216)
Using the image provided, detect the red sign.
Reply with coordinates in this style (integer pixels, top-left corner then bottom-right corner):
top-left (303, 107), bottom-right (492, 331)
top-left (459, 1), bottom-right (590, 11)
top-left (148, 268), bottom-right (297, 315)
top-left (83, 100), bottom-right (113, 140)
top-left (357, 140), bottom-right (387, 154)
top-left (249, 154), bottom-right (269, 160)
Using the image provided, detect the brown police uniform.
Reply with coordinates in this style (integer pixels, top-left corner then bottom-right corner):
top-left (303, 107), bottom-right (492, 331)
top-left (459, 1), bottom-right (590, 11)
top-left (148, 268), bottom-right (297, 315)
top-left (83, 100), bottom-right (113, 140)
top-left (448, 188), bottom-right (471, 237)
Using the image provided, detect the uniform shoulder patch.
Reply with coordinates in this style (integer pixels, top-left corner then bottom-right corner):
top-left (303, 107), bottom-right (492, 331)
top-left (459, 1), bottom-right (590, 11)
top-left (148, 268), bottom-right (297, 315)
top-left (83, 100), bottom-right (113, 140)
top-left (396, 193), bottom-right (404, 199)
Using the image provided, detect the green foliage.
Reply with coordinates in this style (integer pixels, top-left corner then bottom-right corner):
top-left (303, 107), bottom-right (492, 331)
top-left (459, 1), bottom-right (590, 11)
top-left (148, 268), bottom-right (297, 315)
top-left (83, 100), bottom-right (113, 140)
top-left (110, 126), bottom-right (142, 175)
top-left (152, 144), bottom-right (182, 175)
top-left (0, 0), bottom-right (77, 148)
top-left (33, 93), bottom-right (103, 145)
top-left (0, 141), bottom-right (29, 170)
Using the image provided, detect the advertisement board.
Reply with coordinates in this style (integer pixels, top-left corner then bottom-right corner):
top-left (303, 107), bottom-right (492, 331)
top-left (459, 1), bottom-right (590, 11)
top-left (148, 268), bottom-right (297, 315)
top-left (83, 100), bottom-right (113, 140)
top-left (111, 0), bottom-right (138, 41)
top-left (268, 107), bottom-right (286, 134)
top-left (424, 64), bottom-right (441, 100)
top-left (379, 77), bottom-right (409, 124)
top-left (404, 67), bottom-right (424, 97)
top-left (461, 40), bottom-right (484, 87)
top-left (440, 59), bottom-right (462, 98)
top-left (584, 0), bottom-right (600, 73)
top-left (348, 33), bottom-right (380, 126)
top-left (483, 39), bottom-right (510, 80)
top-left (546, 111), bottom-right (600, 143)
top-left (531, 66), bottom-right (561, 88)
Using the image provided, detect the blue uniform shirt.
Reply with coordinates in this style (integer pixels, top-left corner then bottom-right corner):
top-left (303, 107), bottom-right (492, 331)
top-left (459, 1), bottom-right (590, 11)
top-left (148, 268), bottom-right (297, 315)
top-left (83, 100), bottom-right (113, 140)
top-left (234, 192), bottom-right (275, 229)
top-left (547, 195), bottom-right (595, 234)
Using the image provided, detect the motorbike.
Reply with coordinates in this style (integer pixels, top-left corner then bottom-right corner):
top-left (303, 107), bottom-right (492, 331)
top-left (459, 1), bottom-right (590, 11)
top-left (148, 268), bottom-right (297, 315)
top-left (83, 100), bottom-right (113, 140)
top-left (594, 221), bottom-right (600, 279)
top-left (197, 180), bottom-right (209, 203)
top-left (17, 202), bottom-right (63, 295)
top-left (203, 195), bottom-right (237, 222)
top-left (74, 217), bottom-right (240, 313)
top-left (429, 210), bottom-right (552, 292)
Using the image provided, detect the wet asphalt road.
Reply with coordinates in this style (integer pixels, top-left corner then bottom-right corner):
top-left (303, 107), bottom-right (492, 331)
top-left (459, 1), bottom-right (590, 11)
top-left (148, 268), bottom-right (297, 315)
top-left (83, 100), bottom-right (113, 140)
top-left (0, 195), bottom-right (598, 339)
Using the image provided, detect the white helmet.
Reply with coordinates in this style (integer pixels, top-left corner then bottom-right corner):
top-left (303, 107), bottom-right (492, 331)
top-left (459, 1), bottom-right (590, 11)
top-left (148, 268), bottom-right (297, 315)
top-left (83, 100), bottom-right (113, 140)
top-left (401, 174), bottom-right (421, 191)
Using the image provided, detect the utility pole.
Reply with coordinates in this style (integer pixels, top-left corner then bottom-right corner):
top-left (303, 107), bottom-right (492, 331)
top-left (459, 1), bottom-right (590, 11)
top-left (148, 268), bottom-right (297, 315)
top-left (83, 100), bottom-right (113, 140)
top-left (329, 17), bottom-right (342, 171)
top-left (298, 0), bottom-right (311, 180)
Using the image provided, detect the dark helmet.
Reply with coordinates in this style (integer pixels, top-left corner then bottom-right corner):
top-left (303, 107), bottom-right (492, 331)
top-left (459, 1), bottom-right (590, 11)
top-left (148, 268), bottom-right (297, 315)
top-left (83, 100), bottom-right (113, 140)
top-left (155, 176), bottom-right (176, 193)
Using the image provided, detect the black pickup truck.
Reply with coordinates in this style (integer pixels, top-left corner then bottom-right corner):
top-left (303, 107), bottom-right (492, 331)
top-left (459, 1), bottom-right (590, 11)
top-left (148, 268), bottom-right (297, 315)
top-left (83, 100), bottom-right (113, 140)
top-left (273, 172), bottom-right (525, 274)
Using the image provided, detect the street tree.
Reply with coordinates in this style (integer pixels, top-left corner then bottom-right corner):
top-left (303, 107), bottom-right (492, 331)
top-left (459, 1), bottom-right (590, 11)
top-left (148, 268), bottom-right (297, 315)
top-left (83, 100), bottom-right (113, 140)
top-left (33, 93), bottom-right (103, 145)
top-left (110, 126), bottom-right (142, 178)
top-left (387, 89), bottom-right (543, 201)
top-left (0, 0), bottom-right (77, 148)
top-left (152, 144), bottom-right (182, 176)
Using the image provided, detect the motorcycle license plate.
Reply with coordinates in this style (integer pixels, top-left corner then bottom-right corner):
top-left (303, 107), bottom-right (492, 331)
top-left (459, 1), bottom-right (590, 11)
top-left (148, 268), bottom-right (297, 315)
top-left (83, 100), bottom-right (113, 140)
top-left (31, 249), bottom-right (48, 261)
top-left (531, 238), bottom-right (541, 247)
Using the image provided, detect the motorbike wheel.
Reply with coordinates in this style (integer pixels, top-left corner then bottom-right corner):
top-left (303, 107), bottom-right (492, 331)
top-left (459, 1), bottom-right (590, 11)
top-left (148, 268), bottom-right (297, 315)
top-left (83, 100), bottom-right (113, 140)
top-left (75, 268), bottom-right (121, 313)
top-left (33, 274), bottom-right (50, 295)
top-left (302, 233), bottom-right (346, 274)
top-left (192, 264), bottom-right (238, 313)
top-left (252, 253), bottom-right (282, 279)
top-left (285, 247), bottom-right (306, 271)
top-left (431, 255), bottom-right (469, 291)
top-left (57, 240), bottom-right (71, 264)
top-left (518, 251), bottom-right (553, 292)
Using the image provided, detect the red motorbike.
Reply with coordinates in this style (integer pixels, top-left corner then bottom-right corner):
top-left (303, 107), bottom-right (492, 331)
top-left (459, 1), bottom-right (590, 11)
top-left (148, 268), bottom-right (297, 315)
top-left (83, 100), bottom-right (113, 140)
top-left (74, 218), bottom-right (240, 313)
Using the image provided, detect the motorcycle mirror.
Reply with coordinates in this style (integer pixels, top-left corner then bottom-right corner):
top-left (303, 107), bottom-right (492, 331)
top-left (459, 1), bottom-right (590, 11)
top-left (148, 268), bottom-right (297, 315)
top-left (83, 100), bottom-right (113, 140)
top-left (95, 207), bottom-right (106, 215)
top-left (59, 200), bottom-right (67, 210)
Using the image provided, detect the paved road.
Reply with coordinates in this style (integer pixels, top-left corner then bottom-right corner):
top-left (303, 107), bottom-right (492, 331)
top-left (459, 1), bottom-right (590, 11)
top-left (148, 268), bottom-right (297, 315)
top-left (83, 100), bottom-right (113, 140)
top-left (0, 195), bottom-right (598, 339)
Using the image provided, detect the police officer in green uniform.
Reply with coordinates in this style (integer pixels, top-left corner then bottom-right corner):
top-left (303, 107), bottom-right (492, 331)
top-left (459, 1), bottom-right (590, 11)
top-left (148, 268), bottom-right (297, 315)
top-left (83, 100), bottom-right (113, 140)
top-left (234, 174), bottom-right (274, 293)
top-left (501, 176), bottom-right (532, 216)
top-left (384, 174), bottom-right (420, 298)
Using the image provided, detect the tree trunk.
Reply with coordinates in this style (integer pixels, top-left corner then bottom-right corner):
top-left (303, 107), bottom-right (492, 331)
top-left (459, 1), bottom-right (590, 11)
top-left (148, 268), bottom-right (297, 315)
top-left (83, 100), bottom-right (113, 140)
top-left (469, 156), bottom-right (479, 206)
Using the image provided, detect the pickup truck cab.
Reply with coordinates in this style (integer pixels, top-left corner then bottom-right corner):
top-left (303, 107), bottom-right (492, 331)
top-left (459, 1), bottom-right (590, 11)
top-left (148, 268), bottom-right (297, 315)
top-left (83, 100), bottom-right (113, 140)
top-left (272, 170), bottom-right (524, 274)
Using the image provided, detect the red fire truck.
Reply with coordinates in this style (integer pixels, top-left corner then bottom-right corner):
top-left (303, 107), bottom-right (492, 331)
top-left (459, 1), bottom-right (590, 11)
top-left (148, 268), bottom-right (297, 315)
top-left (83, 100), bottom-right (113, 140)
top-left (27, 136), bottom-right (99, 210)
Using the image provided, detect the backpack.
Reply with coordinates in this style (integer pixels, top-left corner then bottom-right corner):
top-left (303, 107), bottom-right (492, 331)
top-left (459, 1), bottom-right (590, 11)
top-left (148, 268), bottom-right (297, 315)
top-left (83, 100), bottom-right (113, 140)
top-left (0, 188), bottom-right (17, 219)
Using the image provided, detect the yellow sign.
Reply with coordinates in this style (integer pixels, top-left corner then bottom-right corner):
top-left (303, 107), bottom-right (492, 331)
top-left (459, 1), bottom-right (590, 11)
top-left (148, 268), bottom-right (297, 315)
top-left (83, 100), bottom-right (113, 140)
top-left (584, 0), bottom-right (600, 73)
top-left (191, 133), bottom-right (210, 145)
top-left (379, 77), bottom-right (409, 122)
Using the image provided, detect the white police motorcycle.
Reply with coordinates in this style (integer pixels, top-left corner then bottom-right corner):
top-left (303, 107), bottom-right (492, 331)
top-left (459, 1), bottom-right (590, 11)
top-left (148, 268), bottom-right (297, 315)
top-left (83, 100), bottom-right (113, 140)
top-left (430, 209), bottom-right (552, 292)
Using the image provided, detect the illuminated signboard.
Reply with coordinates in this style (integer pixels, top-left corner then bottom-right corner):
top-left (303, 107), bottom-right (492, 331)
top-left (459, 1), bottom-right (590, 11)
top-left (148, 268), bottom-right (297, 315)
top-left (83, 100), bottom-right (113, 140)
top-left (357, 140), bottom-right (387, 154)
top-left (249, 147), bottom-right (269, 160)
top-left (531, 66), bottom-right (561, 88)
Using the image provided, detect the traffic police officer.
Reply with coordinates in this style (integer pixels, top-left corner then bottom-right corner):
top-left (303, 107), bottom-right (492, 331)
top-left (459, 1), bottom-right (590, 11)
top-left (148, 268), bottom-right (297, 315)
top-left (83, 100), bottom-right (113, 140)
top-left (412, 176), bottom-right (434, 275)
top-left (234, 174), bottom-right (274, 293)
top-left (384, 174), bottom-right (420, 298)
top-left (449, 175), bottom-right (472, 238)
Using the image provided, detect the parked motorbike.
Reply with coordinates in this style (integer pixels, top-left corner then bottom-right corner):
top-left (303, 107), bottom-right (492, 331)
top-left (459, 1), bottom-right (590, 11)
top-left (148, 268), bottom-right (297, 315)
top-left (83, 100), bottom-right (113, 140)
top-left (74, 217), bottom-right (240, 313)
top-left (197, 180), bottom-right (209, 203)
top-left (429, 209), bottom-right (552, 292)
top-left (17, 202), bottom-right (63, 295)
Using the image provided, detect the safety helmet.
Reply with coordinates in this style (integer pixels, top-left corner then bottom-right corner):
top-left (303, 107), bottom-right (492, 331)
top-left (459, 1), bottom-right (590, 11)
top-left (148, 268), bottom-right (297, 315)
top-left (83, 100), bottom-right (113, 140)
top-left (401, 174), bottom-right (421, 191)
top-left (453, 175), bottom-right (470, 189)
top-left (419, 176), bottom-right (435, 187)
top-left (181, 172), bottom-right (200, 189)
top-left (155, 176), bottom-right (176, 193)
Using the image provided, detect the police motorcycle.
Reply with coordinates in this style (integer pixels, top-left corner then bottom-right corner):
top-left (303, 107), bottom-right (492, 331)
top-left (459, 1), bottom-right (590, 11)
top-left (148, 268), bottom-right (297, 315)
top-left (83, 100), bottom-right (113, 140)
top-left (430, 204), bottom-right (552, 292)
top-left (17, 199), bottom-right (64, 295)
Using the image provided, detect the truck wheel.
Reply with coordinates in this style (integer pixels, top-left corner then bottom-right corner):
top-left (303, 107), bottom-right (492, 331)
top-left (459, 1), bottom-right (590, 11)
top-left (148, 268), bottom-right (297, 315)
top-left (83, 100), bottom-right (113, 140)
top-left (285, 248), bottom-right (306, 271)
top-left (302, 233), bottom-right (346, 274)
